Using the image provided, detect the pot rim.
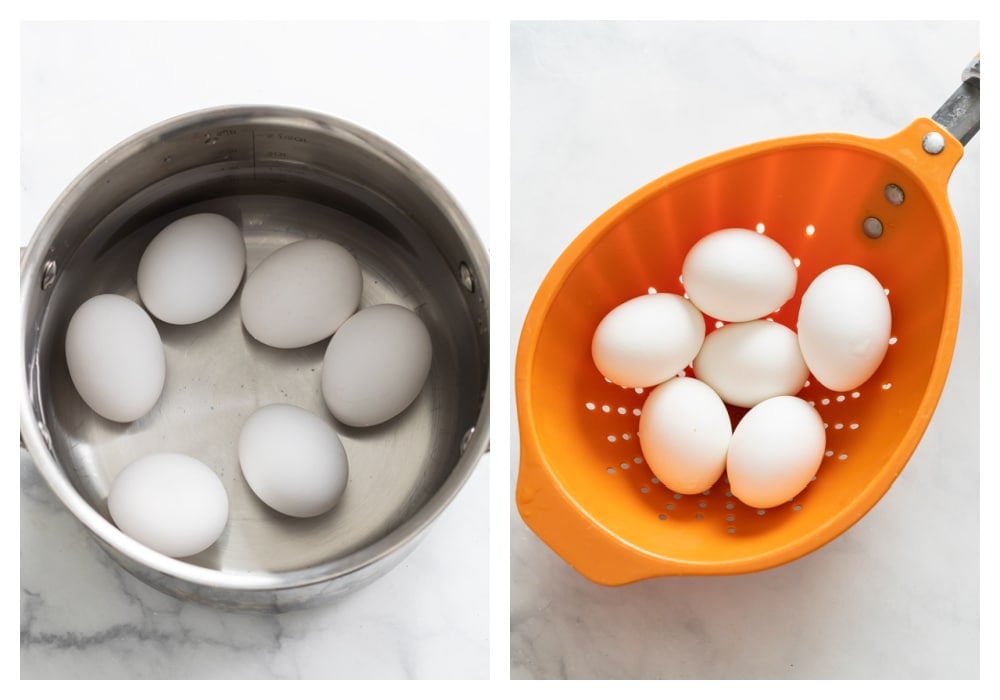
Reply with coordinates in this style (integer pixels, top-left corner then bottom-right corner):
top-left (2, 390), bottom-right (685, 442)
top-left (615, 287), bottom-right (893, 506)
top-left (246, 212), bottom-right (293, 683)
top-left (19, 104), bottom-right (490, 592)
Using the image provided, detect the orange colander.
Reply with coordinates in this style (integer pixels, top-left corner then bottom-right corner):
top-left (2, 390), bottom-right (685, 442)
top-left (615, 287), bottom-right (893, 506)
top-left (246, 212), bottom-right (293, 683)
top-left (515, 57), bottom-right (980, 585)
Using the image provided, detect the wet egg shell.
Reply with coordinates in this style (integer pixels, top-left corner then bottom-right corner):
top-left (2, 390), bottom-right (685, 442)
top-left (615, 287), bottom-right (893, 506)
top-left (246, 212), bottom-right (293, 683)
top-left (108, 453), bottom-right (229, 558)
top-left (682, 228), bottom-right (797, 322)
top-left (693, 319), bottom-right (809, 408)
top-left (797, 264), bottom-right (891, 392)
top-left (240, 239), bottom-right (363, 349)
top-left (137, 213), bottom-right (246, 325)
top-left (726, 396), bottom-right (826, 509)
top-left (239, 404), bottom-right (350, 518)
top-left (638, 377), bottom-right (732, 494)
top-left (321, 304), bottom-right (433, 427)
top-left (591, 293), bottom-right (705, 388)
top-left (65, 294), bottom-right (166, 423)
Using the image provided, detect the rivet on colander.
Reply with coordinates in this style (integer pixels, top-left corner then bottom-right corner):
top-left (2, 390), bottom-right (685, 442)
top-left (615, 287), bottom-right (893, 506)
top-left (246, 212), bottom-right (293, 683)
top-left (885, 183), bottom-right (906, 205)
top-left (922, 131), bottom-right (946, 155)
top-left (863, 216), bottom-right (883, 239)
top-left (41, 260), bottom-right (57, 290)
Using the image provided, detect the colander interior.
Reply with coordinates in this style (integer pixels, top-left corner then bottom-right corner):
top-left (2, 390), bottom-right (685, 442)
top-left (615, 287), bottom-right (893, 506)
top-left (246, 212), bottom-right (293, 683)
top-left (524, 140), bottom-right (955, 566)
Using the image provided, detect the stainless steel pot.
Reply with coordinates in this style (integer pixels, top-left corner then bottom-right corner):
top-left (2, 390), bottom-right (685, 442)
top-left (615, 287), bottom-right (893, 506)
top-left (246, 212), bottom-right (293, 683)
top-left (19, 106), bottom-right (489, 612)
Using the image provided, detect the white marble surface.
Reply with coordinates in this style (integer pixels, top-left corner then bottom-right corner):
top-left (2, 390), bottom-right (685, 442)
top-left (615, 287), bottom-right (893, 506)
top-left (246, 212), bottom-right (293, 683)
top-left (20, 21), bottom-right (488, 680)
top-left (510, 21), bottom-right (980, 680)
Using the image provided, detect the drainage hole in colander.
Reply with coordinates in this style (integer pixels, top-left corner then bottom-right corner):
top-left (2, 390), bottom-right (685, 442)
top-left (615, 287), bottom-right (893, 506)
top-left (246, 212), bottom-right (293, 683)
top-left (632, 408), bottom-right (641, 416)
top-left (696, 513), bottom-right (704, 520)
top-left (888, 337), bottom-right (897, 345)
top-left (851, 390), bottom-right (861, 398)
top-left (839, 453), bottom-right (848, 461)
top-left (634, 387), bottom-right (644, 394)
top-left (803, 379), bottom-right (811, 388)
top-left (757, 509), bottom-right (766, 516)
top-left (725, 502), bottom-right (734, 510)
top-left (620, 462), bottom-right (629, 470)
top-left (714, 321), bottom-right (724, 329)
top-left (606, 467), bottom-right (615, 474)
top-left (585, 402), bottom-right (596, 411)
top-left (882, 383), bottom-right (892, 390)
top-left (726, 515), bottom-right (735, 522)
top-left (604, 376), bottom-right (612, 383)
top-left (725, 490), bottom-right (732, 497)
top-left (808, 400), bottom-right (816, 407)
top-left (667, 503), bottom-right (675, 511)
top-left (836, 395), bottom-right (845, 402)
top-left (617, 406), bottom-right (627, 414)
top-left (659, 514), bottom-right (667, 521)
top-left (622, 433), bottom-right (631, 440)
top-left (651, 477), bottom-right (659, 484)
top-left (640, 486), bottom-right (649, 494)
top-left (607, 435), bottom-right (616, 442)
top-left (727, 527), bottom-right (736, 534)
top-left (698, 501), bottom-right (707, 508)
top-left (673, 493), bottom-right (683, 500)
top-left (823, 423), bottom-right (829, 429)
top-left (793, 504), bottom-right (803, 511)
top-left (834, 423), bottom-right (843, 430)
top-left (648, 286), bottom-right (657, 294)
top-left (756, 222), bottom-right (766, 233)
top-left (805, 224), bottom-right (816, 236)
top-left (793, 257), bottom-right (801, 268)
top-left (602, 404), bottom-right (611, 413)
top-left (825, 450), bottom-right (834, 457)
top-left (849, 423), bottom-right (859, 430)
top-left (820, 397), bottom-right (830, 405)
top-left (633, 456), bottom-right (643, 464)
top-left (702, 489), bottom-right (711, 496)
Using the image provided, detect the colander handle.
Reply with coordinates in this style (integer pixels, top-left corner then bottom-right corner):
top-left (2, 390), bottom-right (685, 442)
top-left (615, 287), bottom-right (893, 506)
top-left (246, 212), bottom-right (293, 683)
top-left (931, 55), bottom-right (979, 146)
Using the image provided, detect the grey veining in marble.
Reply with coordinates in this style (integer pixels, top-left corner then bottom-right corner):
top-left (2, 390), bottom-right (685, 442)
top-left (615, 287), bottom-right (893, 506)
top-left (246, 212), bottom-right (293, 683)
top-left (510, 20), bottom-right (979, 680)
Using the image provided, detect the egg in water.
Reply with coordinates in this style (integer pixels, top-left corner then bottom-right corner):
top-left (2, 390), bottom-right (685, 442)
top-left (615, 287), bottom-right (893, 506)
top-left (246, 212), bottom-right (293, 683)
top-left (137, 212), bottom-right (246, 325)
top-left (65, 294), bottom-right (166, 423)
top-left (241, 239), bottom-right (363, 349)
top-left (108, 452), bottom-right (229, 558)
top-left (239, 403), bottom-right (350, 518)
top-left (321, 304), bottom-right (433, 427)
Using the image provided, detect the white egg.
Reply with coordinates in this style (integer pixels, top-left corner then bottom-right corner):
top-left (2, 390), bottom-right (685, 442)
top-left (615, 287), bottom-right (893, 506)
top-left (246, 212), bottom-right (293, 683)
top-left (638, 377), bottom-right (732, 494)
top-left (591, 293), bottom-right (705, 388)
top-left (239, 404), bottom-right (349, 518)
top-left (321, 304), bottom-right (433, 427)
top-left (65, 294), bottom-right (165, 423)
top-left (726, 396), bottom-right (826, 509)
top-left (681, 228), bottom-right (797, 322)
top-left (240, 239), bottom-right (363, 349)
top-left (137, 213), bottom-right (246, 325)
top-left (797, 264), bottom-right (892, 391)
top-left (108, 453), bottom-right (229, 558)
top-left (693, 320), bottom-right (809, 408)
